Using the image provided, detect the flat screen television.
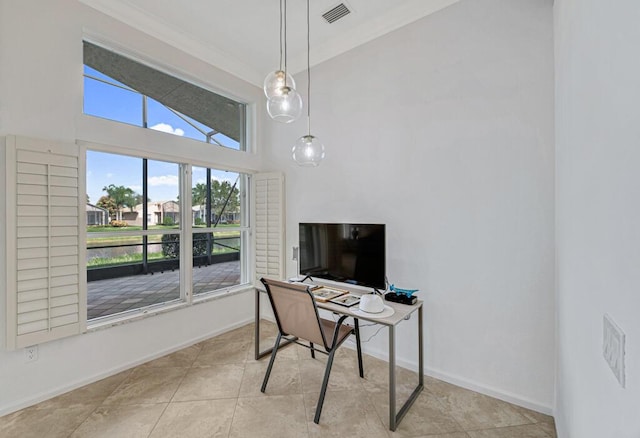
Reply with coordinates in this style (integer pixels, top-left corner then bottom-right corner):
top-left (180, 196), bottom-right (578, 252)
top-left (298, 223), bottom-right (386, 290)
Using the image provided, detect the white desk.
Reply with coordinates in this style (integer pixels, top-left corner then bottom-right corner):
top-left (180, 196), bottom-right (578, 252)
top-left (254, 287), bottom-right (423, 431)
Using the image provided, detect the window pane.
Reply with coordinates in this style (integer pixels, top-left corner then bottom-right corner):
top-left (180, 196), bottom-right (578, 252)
top-left (86, 151), bottom-right (143, 230)
top-left (191, 168), bottom-right (245, 296)
top-left (191, 169), bottom-right (242, 227)
top-left (83, 41), bottom-right (247, 151)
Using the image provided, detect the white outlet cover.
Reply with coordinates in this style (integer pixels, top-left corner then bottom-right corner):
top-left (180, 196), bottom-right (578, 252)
top-left (603, 314), bottom-right (625, 388)
top-left (25, 345), bottom-right (38, 362)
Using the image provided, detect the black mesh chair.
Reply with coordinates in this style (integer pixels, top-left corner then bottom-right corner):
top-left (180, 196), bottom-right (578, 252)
top-left (260, 277), bottom-right (364, 424)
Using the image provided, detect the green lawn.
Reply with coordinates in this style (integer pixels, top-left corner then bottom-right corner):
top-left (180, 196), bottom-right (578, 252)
top-left (87, 252), bottom-right (167, 267)
top-left (87, 225), bottom-right (240, 247)
top-left (87, 247), bottom-right (237, 268)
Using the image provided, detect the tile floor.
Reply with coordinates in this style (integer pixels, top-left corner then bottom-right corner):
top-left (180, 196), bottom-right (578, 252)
top-left (0, 321), bottom-right (556, 438)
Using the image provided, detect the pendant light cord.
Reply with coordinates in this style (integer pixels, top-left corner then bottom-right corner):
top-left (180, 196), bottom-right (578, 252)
top-left (278, 0), bottom-right (283, 71)
top-left (284, 0), bottom-right (289, 87)
top-left (306, 0), bottom-right (311, 136)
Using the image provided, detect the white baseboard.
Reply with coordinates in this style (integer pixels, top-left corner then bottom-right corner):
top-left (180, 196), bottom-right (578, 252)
top-left (424, 367), bottom-right (554, 416)
top-left (0, 317), bottom-right (254, 417)
top-left (340, 340), bottom-right (553, 416)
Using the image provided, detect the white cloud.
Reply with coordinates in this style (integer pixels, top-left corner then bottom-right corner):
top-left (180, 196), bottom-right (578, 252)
top-left (130, 185), bottom-right (143, 192)
top-left (106, 172), bottom-right (114, 178)
top-left (150, 123), bottom-right (185, 136)
top-left (148, 175), bottom-right (179, 187)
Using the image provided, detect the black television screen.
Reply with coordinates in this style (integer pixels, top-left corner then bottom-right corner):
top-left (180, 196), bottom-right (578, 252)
top-left (298, 223), bottom-right (386, 290)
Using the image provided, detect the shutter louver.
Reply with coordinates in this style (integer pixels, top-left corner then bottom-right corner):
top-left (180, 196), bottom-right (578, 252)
top-left (253, 173), bottom-right (285, 284)
top-left (6, 136), bottom-right (84, 349)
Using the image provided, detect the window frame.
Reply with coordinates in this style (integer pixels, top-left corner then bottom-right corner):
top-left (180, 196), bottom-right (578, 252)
top-left (81, 142), bottom-right (254, 329)
top-left (82, 39), bottom-right (249, 152)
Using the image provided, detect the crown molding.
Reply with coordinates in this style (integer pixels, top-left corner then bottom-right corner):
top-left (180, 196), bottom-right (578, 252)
top-left (79, 0), bottom-right (264, 86)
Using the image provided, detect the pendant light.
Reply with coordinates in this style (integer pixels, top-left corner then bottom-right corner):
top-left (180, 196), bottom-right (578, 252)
top-left (265, 0), bottom-right (302, 123)
top-left (263, 0), bottom-right (295, 98)
top-left (292, 0), bottom-right (325, 166)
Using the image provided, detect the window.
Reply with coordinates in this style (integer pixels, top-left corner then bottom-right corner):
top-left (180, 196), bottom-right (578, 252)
top-left (86, 151), bottom-right (249, 321)
top-left (83, 41), bottom-right (246, 151)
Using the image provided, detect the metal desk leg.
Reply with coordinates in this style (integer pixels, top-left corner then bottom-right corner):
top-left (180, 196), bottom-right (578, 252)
top-left (389, 325), bottom-right (397, 430)
top-left (389, 304), bottom-right (425, 431)
top-left (419, 304), bottom-right (424, 387)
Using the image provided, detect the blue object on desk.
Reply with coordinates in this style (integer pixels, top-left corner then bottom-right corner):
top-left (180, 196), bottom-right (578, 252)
top-left (389, 284), bottom-right (418, 297)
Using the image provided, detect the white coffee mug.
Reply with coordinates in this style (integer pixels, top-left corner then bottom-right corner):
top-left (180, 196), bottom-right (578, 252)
top-left (359, 294), bottom-right (385, 313)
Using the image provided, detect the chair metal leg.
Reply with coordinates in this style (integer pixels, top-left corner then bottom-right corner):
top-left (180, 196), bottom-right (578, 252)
top-left (261, 332), bottom-right (281, 393)
top-left (354, 319), bottom-right (364, 378)
top-left (314, 349), bottom-right (336, 424)
top-left (310, 342), bottom-right (315, 359)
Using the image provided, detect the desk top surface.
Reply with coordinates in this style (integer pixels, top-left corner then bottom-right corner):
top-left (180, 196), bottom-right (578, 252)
top-left (256, 279), bottom-right (422, 326)
top-left (316, 296), bottom-right (422, 326)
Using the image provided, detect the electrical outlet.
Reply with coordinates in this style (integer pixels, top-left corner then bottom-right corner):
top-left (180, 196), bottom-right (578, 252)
top-left (603, 314), bottom-right (625, 387)
top-left (25, 345), bottom-right (38, 362)
top-left (292, 246), bottom-right (299, 261)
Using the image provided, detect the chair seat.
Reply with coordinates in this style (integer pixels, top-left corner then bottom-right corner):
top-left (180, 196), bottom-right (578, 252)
top-left (320, 318), bottom-right (353, 348)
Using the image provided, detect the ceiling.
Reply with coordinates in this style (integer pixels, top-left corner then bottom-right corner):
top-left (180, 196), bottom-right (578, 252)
top-left (80, 0), bottom-right (459, 87)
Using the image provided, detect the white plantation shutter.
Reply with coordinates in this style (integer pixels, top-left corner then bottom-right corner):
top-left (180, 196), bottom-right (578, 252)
top-left (5, 135), bottom-right (85, 349)
top-left (252, 172), bottom-right (285, 284)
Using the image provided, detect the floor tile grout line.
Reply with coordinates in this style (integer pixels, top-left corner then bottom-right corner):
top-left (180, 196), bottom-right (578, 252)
top-left (144, 402), bottom-right (171, 438)
top-left (226, 358), bottom-right (248, 438)
top-left (64, 368), bottom-right (136, 438)
top-left (427, 385), bottom-right (469, 435)
top-left (65, 403), bottom-right (102, 438)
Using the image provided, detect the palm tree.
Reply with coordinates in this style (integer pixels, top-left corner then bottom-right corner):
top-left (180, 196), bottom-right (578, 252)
top-left (211, 179), bottom-right (239, 224)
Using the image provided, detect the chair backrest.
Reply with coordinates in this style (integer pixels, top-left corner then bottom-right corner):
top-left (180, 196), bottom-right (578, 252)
top-left (261, 278), bottom-right (327, 349)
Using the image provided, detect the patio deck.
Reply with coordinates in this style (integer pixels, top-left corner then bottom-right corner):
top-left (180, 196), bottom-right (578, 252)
top-left (87, 261), bottom-right (241, 320)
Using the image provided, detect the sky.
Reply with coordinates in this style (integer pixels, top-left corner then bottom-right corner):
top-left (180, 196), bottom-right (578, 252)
top-left (84, 66), bottom-right (240, 204)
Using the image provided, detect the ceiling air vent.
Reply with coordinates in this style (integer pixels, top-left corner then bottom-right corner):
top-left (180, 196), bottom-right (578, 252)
top-left (322, 3), bottom-right (351, 24)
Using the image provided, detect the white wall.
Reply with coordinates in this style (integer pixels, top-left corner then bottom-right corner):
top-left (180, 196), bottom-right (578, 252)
top-left (0, 0), bottom-right (263, 415)
top-left (554, 1), bottom-right (640, 437)
top-left (0, 0), bottom-right (560, 419)
top-left (264, 0), bottom-right (555, 411)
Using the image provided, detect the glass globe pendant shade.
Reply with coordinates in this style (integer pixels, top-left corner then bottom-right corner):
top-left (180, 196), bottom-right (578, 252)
top-left (292, 134), bottom-right (325, 167)
top-left (267, 86), bottom-right (302, 123)
top-left (263, 70), bottom-right (296, 99)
